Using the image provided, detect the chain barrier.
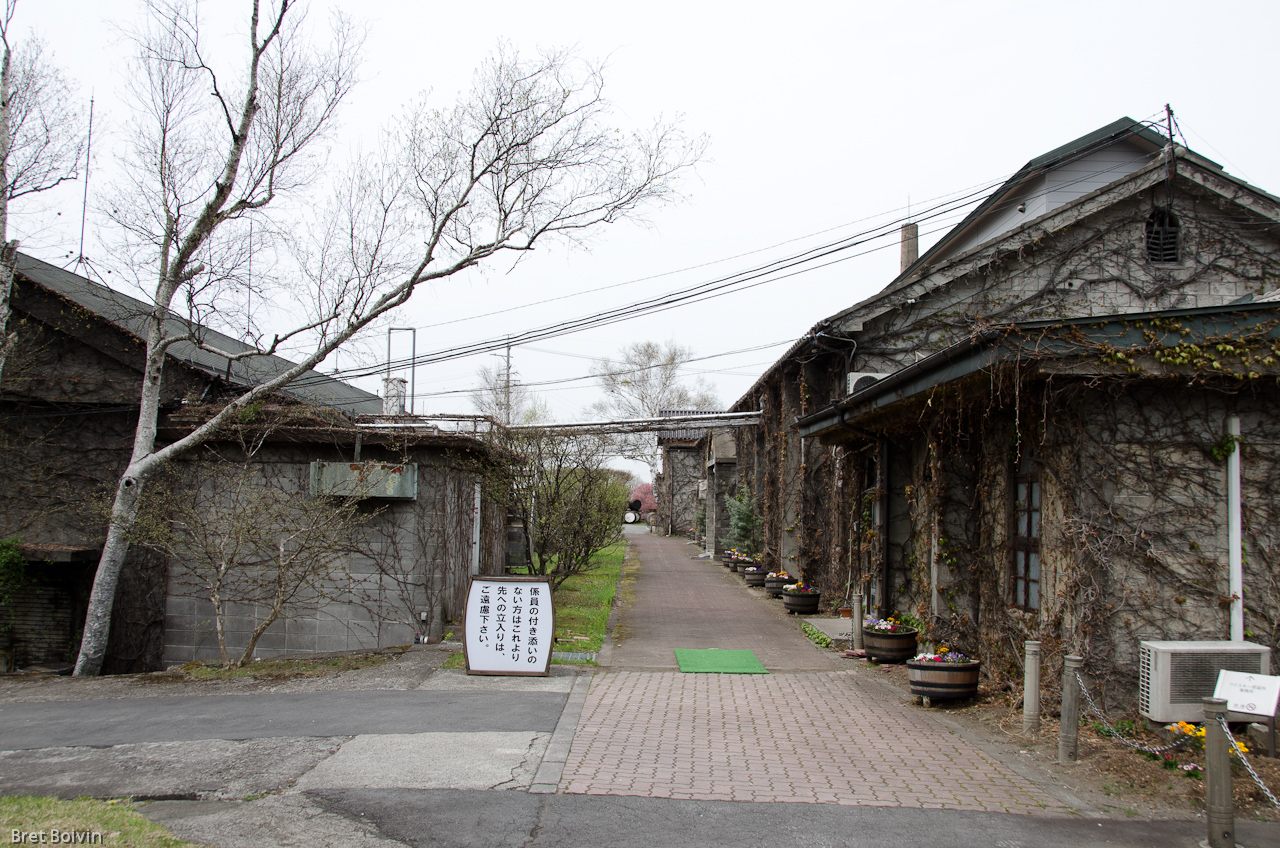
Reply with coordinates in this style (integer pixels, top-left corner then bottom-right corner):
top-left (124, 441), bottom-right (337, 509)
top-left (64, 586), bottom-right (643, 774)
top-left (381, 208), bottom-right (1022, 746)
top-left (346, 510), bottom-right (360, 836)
top-left (1216, 714), bottom-right (1280, 811)
top-left (1073, 670), bottom-right (1191, 754)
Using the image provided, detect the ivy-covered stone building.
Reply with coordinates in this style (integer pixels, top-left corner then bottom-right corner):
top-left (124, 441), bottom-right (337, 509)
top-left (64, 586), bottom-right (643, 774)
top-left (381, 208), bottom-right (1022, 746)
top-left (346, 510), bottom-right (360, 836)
top-left (730, 118), bottom-right (1280, 701)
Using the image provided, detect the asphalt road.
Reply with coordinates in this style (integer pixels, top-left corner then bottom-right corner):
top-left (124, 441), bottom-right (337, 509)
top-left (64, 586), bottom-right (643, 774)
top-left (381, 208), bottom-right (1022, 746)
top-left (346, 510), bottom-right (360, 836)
top-left (138, 788), bottom-right (1278, 848)
top-left (0, 690), bottom-right (567, 750)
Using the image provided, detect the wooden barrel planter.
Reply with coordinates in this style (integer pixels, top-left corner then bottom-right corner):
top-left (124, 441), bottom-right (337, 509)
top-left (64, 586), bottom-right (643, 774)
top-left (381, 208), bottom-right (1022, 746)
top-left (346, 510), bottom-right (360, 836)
top-left (743, 570), bottom-right (767, 587)
top-left (906, 660), bottom-right (981, 701)
top-left (782, 591), bottom-right (821, 615)
top-left (861, 628), bottom-right (919, 663)
top-left (764, 577), bottom-right (789, 597)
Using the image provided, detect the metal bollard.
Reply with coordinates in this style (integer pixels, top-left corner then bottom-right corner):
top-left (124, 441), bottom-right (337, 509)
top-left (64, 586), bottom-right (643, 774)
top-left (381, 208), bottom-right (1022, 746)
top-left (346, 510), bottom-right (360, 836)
top-left (1203, 697), bottom-right (1235, 848)
top-left (852, 594), bottom-right (864, 651)
top-left (1022, 640), bottom-right (1042, 735)
top-left (1058, 655), bottom-right (1083, 763)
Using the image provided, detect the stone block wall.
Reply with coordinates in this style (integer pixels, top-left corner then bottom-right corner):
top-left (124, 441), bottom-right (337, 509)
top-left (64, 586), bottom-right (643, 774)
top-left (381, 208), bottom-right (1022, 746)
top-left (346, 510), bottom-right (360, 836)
top-left (659, 446), bottom-right (703, 536)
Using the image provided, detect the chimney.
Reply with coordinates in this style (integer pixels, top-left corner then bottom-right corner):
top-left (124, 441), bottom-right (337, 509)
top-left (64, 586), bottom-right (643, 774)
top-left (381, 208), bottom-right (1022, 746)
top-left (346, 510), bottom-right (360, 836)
top-left (382, 376), bottom-right (408, 415)
top-left (900, 222), bottom-right (919, 273)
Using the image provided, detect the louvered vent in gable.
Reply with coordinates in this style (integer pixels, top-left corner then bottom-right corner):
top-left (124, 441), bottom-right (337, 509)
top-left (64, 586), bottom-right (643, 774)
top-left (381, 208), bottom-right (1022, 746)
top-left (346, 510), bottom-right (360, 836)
top-left (1145, 207), bottom-right (1180, 263)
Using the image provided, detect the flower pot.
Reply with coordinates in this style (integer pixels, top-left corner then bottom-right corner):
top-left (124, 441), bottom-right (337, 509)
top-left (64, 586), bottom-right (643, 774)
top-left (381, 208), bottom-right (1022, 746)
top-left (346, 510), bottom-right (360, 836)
top-left (906, 659), bottom-right (981, 701)
top-left (782, 591), bottom-right (821, 615)
top-left (764, 577), bottom-right (789, 597)
top-left (861, 628), bottom-right (919, 663)
top-left (838, 607), bottom-right (853, 618)
top-left (743, 570), bottom-right (767, 587)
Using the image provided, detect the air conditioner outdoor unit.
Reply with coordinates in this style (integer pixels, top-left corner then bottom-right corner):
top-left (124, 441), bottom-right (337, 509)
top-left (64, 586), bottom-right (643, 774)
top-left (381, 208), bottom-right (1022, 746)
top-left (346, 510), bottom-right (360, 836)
top-left (1138, 640), bottom-right (1271, 723)
top-left (847, 371), bottom-right (891, 395)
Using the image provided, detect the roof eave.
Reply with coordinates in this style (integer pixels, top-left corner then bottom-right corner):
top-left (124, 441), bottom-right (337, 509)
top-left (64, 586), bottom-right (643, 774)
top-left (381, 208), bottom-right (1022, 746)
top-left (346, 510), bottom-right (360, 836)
top-left (796, 302), bottom-right (1280, 438)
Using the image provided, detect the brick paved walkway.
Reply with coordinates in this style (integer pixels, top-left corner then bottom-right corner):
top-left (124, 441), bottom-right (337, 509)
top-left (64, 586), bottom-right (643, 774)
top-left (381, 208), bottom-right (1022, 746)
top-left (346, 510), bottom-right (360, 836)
top-left (562, 670), bottom-right (1066, 813)
top-left (561, 533), bottom-right (1070, 814)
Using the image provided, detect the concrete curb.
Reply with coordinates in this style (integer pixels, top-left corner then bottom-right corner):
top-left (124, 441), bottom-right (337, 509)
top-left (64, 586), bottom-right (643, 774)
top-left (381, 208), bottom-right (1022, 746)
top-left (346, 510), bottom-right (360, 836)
top-left (529, 670), bottom-right (593, 793)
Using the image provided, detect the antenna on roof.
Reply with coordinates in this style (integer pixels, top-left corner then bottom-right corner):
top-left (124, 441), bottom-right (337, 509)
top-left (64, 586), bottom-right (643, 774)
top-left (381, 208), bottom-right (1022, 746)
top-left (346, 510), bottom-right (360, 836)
top-left (1164, 103), bottom-right (1176, 210)
top-left (72, 95), bottom-right (94, 277)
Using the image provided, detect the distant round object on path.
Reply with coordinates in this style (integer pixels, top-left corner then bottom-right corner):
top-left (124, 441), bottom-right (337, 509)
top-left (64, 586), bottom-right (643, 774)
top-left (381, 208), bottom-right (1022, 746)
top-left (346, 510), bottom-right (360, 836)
top-left (623, 511), bottom-right (639, 524)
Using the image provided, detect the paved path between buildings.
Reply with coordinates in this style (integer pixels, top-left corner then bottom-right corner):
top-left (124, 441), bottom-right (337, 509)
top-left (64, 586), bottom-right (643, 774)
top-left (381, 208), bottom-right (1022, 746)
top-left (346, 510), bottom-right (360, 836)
top-left (605, 531), bottom-right (843, 671)
top-left (565, 532), bottom-right (1066, 814)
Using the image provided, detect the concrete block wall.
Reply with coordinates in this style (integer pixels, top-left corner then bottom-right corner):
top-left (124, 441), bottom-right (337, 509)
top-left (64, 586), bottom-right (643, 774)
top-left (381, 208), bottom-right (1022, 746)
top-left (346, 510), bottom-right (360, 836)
top-left (161, 445), bottom-right (494, 666)
top-left (163, 575), bottom-right (418, 665)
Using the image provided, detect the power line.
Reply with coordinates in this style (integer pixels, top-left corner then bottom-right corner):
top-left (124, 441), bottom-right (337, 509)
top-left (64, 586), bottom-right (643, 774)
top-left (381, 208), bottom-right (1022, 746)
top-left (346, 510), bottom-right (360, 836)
top-left (404, 340), bottom-right (794, 400)
top-left (290, 121), bottom-right (1171, 387)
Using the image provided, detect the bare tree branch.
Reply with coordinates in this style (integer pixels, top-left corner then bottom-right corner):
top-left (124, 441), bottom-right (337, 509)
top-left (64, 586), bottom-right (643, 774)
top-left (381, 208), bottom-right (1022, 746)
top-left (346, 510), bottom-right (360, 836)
top-left (75, 14), bottom-right (701, 675)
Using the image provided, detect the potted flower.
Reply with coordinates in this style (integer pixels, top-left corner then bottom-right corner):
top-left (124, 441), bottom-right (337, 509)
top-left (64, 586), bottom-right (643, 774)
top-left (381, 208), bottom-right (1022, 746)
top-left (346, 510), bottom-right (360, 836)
top-left (906, 647), bottom-right (981, 702)
top-left (782, 581), bottom-right (821, 615)
top-left (861, 615), bottom-right (921, 663)
top-left (764, 571), bottom-right (792, 597)
top-left (741, 565), bottom-right (768, 587)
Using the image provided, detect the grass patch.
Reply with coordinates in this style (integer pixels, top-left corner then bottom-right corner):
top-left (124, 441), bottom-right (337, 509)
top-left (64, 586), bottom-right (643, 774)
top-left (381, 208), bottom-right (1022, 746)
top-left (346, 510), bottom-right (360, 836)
top-left (442, 651), bottom-right (467, 669)
top-left (551, 541), bottom-right (626, 661)
top-left (800, 622), bottom-right (832, 649)
top-left (177, 649), bottom-right (401, 681)
top-left (0, 796), bottom-right (203, 846)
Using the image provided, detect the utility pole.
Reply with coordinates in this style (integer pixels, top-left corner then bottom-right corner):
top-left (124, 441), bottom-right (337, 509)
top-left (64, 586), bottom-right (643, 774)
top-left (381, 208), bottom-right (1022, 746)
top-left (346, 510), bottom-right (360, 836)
top-left (504, 340), bottom-right (512, 426)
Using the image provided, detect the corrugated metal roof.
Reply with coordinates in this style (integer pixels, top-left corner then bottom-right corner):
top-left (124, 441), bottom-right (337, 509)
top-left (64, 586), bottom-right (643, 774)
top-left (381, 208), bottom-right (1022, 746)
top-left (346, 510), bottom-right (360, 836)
top-left (16, 253), bottom-right (383, 415)
top-left (656, 408), bottom-right (723, 443)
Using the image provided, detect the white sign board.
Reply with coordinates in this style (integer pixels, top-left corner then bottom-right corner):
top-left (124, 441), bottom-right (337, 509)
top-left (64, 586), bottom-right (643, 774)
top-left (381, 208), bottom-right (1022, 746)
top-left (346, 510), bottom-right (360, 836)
top-left (1213, 670), bottom-right (1280, 718)
top-left (464, 577), bottom-right (554, 676)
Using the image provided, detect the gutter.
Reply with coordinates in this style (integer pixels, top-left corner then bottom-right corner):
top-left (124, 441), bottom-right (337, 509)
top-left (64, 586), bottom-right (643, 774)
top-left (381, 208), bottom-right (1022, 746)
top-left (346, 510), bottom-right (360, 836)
top-left (796, 300), bottom-right (1280, 439)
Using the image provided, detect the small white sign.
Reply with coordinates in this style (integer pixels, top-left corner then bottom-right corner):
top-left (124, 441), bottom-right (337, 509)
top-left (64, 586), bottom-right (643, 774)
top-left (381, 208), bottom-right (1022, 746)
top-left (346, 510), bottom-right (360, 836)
top-left (1213, 670), bottom-right (1280, 718)
top-left (464, 577), bottom-right (554, 676)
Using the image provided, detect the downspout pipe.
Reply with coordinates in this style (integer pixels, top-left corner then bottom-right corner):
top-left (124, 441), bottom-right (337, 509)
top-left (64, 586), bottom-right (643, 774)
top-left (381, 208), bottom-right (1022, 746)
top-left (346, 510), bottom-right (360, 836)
top-left (1227, 414), bottom-right (1243, 641)
top-left (835, 406), bottom-right (879, 441)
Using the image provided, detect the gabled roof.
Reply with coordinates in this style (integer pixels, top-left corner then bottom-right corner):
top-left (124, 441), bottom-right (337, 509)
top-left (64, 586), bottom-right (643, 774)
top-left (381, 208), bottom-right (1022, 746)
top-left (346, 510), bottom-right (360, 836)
top-left (893, 118), bottom-right (1184, 288)
top-left (731, 118), bottom-right (1268, 413)
top-left (15, 253), bottom-right (383, 415)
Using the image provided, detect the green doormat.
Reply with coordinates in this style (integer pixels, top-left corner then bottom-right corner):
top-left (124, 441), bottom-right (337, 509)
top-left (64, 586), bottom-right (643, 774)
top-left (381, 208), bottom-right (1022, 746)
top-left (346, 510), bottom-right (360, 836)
top-left (674, 649), bottom-right (769, 674)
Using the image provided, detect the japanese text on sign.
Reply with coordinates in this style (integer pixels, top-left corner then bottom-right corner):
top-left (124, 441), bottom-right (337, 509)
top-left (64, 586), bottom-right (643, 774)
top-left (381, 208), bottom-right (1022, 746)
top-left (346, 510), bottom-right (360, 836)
top-left (1213, 670), bottom-right (1280, 718)
top-left (464, 577), bottom-right (553, 675)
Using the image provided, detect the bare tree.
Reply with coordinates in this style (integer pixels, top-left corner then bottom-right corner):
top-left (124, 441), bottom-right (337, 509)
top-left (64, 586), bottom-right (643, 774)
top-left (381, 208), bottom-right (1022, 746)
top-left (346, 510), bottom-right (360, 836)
top-left (589, 339), bottom-right (720, 475)
top-left (74, 0), bottom-right (701, 675)
top-left (0, 0), bottom-right (85, 383)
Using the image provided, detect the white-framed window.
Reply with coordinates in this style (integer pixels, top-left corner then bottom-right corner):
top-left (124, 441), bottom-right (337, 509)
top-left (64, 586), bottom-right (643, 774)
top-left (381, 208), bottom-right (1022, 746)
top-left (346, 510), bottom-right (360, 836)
top-left (1011, 450), bottom-right (1041, 611)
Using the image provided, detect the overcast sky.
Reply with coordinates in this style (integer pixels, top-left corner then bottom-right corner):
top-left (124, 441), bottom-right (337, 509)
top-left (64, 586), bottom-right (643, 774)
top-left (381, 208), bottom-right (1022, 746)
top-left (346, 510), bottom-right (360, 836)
top-left (12, 0), bottom-right (1280, 479)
